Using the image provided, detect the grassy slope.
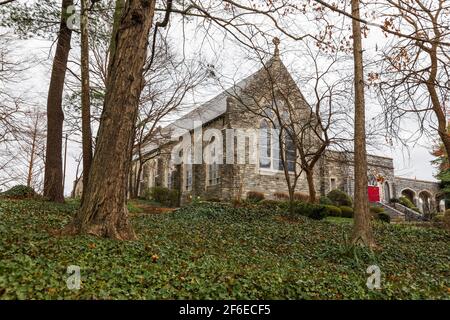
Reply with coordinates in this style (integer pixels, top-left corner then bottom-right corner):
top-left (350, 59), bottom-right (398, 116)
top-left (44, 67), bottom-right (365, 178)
top-left (0, 199), bottom-right (448, 299)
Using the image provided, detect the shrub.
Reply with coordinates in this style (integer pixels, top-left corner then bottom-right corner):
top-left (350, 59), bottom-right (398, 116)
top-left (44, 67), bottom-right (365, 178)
top-left (369, 206), bottom-right (385, 214)
top-left (1, 185), bottom-right (36, 199)
top-left (273, 192), bottom-right (289, 200)
top-left (327, 189), bottom-right (352, 207)
top-left (377, 212), bottom-right (391, 223)
top-left (246, 191), bottom-right (265, 203)
top-left (319, 196), bottom-right (333, 205)
top-left (339, 206), bottom-right (354, 218)
top-left (323, 205), bottom-right (341, 217)
top-left (432, 214), bottom-right (444, 223)
top-left (444, 209), bottom-right (450, 231)
top-left (293, 192), bottom-right (310, 202)
top-left (390, 198), bottom-right (400, 203)
top-left (399, 196), bottom-right (415, 209)
top-left (148, 187), bottom-right (179, 207)
top-left (398, 197), bottom-right (421, 213)
top-left (258, 199), bottom-right (282, 211)
top-left (289, 201), bottom-right (327, 220)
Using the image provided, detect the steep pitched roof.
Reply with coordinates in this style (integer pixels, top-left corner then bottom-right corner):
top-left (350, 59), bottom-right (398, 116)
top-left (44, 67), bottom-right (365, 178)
top-left (140, 55), bottom-right (290, 155)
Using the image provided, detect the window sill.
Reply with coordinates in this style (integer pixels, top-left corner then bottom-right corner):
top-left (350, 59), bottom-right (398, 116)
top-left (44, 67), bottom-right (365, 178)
top-left (207, 183), bottom-right (220, 187)
top-left (258, 168), bottom-right (295, 175)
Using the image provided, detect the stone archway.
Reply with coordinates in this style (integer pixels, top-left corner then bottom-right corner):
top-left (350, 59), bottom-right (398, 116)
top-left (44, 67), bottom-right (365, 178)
top-left (401, 188), bottom-right (416, 205)
top-left (418, 190), bottom-right (433, 215)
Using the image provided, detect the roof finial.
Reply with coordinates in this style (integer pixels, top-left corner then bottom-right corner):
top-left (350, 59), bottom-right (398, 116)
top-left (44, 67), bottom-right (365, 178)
top-left (272, 37), bottom-right (280, 57)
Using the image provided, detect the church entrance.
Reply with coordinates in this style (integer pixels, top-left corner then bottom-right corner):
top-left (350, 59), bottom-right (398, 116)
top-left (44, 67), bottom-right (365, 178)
top-left (367, 174), bottom-right (380, 202)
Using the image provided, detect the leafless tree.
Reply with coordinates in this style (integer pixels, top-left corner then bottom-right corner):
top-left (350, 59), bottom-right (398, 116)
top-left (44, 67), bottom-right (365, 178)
top-left (372, 0), bottom-right (450, 158)
top-left (220, 36), bottom-right (352, 206)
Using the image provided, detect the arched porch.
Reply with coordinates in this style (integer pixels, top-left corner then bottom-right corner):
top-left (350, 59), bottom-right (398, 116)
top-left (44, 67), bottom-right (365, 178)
top-left (401, 188), bottom-right (417, 206)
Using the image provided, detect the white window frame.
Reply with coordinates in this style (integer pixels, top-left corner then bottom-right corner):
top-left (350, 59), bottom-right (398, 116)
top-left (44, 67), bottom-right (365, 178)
top-left (258, 119), bottom-right (296, 174)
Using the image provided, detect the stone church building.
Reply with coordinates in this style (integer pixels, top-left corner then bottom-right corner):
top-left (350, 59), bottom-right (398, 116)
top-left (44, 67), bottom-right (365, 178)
top-left (73, 41), bottom-right (443, 213)
top-left (127, 43), bottom-right (442, 214)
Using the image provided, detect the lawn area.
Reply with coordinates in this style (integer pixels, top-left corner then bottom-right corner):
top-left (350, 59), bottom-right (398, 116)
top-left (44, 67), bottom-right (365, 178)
top-left (0, 199), bottom-right (449, 299)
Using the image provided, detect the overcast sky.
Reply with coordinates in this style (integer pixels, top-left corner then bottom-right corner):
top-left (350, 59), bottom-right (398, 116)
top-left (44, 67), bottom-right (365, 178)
top-left (3, 3), bottom-right (439, 196)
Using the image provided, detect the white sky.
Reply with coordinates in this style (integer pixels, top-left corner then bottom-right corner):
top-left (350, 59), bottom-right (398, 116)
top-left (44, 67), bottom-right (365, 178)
top-left (2, 2), bottom-right (440, 196)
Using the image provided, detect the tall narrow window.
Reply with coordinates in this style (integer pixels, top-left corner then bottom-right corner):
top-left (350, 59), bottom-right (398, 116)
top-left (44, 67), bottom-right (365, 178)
top-left (285, 130), bottom-right (296, 172)
top-left (184, 148), bottom-right (193, 191)
top-left (259, 119), bottom-right (296, 172)
top-left (330, 178), bottom-right (337, 191)
top-left (272, 123), bottom-right (283, 171)
top-left (167, 161), bottom-right (174, 189)
top-left (207, 141), bottom-right (220, 186)
top-left (259, 119), bottom-right (271, 168)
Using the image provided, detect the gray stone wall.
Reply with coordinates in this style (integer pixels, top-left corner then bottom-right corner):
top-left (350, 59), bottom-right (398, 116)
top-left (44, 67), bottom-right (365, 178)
top-left (322, 150), bottom-right (395, 201)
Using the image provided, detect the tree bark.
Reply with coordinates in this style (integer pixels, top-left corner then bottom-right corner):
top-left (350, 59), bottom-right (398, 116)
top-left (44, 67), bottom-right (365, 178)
top-left (64, 0), bottom-right (156, 240)
top-left (80, 0), bottom-right (93, 203)
top-left (305, 169), bottom-right (316, 203)
top-left (133, 162), bottom-right (143, 198)
top-left (350, 0), bottom-right (375, 247)
top-left (108, 0), bottom-right (126, 72)
top-left (43, 0), bottom-right (73, 203)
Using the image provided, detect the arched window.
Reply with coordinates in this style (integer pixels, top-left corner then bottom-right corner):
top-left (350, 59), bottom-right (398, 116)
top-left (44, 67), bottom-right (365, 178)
top-left (368, 174), bottom-right (377, 186)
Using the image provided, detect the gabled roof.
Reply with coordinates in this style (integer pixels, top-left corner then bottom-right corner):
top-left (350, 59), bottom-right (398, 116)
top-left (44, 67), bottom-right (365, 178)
top-left (140, 55), bottom-right (285, 155)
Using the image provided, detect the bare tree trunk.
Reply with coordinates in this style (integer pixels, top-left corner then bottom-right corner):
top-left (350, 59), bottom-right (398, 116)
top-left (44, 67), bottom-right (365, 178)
top-left (133, 162), bottom-right (143, 198)
top-left (305, 169), bottom-right (316, 203)
top-left (43, 0), bottom-right (73, 203)
top-left (26, 116), bottom-right (39, 188)
top-left (62, 133), bottom-right (68, 192)
top-left (350, 0), bottom-right (374, 247)
top-left (64, 0), bottom-right (156, 240)
top-left (80, 0), bottom-right (93, 203)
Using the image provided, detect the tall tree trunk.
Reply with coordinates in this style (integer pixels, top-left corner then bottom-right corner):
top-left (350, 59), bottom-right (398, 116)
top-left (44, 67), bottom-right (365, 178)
top-left (64, 0), bottom-right (156, 240)
top-left (108, 0), bottom-right (125, 72)
top-left (305, 169), bottom-right (316, 203)
top-left (350, 0), bottom-right (375, 247)
top-left (80, 0), bottom-right (93, 203)
top-left (43, 0), bottom-right (73, 203)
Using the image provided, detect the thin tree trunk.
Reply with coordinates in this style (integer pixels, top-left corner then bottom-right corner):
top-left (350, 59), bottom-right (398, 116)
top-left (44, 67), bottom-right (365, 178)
top-left (305, 169), bottom-right (316, 203)
top-left (80, 0), bottom-right (93, 203)
top-left (26, 117), bottom-right (38, 188)
top-left (350, 0), bottom-right (375, 247)
top-left (426, 43), bottom-right (450, 158)
top-left (64, 0), bottom-right (157, 240)
top-left (62, 133), bottom-right (68, 192)
top-left (134, 162), bottom-right (143, 198)
top-left (43, 0), bottom-right (73, 203)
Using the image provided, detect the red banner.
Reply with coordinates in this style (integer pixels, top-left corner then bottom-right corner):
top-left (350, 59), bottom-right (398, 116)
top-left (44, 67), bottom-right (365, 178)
top-left (367, 186), bottom-right (380, 202)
